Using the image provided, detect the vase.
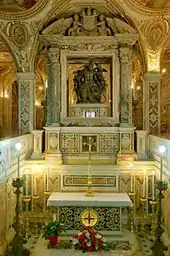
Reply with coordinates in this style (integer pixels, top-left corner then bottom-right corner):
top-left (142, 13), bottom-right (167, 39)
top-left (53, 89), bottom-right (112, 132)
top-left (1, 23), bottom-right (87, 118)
top-left (48, 236), bottom-right (58, 247)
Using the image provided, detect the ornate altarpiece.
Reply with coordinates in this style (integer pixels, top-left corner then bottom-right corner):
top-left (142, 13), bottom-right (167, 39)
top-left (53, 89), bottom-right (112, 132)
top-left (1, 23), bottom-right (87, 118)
top-left (40, 7), bottom-right (138, 163)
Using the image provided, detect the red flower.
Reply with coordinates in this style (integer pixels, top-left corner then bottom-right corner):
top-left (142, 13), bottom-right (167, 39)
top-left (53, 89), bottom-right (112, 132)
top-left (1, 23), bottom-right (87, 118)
top-left (87, 245), bottom-right (93, 252)
top-left (91, 231), bottom-right (96, 236)
top-left (73, 235), bottom-right (78, 239)
top-left (79, 233), bottom-right (86, 241)
top-left (86, 226), bottom-right (91, 231)
top-left (98, 239), bottom-right (103, 245)
top-left (81, 242), bottom-right (86, 249)
top-left (91, 238), bottom-right (96, 244)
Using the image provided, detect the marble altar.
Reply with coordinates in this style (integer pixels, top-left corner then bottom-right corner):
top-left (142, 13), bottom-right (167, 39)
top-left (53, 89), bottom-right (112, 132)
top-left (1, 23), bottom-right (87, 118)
top-left (47, 192), bottom-right (132, 207)
top-left (47, 193), bottom-right (132, 234)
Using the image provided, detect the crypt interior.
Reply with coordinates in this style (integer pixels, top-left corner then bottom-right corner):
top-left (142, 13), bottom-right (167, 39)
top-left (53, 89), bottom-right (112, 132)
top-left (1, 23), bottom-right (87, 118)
top-left (1, 0), bottom-right (170, 255)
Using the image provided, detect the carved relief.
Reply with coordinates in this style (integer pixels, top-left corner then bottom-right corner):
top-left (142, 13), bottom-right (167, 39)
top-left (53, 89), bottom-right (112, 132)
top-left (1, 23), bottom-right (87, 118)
top-left (42, 8), bottom-right (137, 36)
top-left (6, 22), bottom-right (30, 49)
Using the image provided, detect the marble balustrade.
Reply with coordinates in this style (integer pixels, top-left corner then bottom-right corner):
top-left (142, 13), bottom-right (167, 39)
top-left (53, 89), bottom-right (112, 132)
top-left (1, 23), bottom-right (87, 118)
top-left (0, 134), bottom-right (33, 253)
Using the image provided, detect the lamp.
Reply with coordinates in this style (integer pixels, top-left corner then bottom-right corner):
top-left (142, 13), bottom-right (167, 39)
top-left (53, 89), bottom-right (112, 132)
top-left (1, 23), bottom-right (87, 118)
top-left (151, 145), bottom-right (168, 256)
top-left (7, 142), bottom-right (30, 256)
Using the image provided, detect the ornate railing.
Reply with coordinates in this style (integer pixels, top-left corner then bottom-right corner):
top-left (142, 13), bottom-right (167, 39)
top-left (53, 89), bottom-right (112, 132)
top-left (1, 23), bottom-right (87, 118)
top-left (148, 134), bottom-right (170, 179)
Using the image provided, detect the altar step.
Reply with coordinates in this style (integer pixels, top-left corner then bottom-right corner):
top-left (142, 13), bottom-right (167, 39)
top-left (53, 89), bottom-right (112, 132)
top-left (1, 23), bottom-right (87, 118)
top-left (25, 230), bottom-right (147, 256)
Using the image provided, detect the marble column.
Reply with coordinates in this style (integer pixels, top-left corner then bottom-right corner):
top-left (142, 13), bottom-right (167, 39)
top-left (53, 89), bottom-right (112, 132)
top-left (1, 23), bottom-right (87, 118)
top-left (17, 72), bottom-right (35, 135)
top-left (46, 48), bottom-right (61, 125)
top-left (143, 72), bottom-right (161, 134)
top-left (119, 47), bottom-right (133, 127)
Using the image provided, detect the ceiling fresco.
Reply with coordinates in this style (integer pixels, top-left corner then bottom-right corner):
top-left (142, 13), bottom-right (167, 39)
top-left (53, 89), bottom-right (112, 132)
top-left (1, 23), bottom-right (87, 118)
top-left (0, 0), bottom-right (38, 12)
top-left (136, 0), bottom-right (170, 8)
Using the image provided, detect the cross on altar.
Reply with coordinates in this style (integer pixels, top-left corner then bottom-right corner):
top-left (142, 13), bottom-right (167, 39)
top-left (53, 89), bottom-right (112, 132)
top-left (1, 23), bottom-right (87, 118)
top-left (80, 209), bottom-right (98, 227)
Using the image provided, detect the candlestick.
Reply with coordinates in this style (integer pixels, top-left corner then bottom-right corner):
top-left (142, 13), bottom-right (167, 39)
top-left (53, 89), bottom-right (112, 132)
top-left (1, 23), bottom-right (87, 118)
top-left (152, 170), bottom-right (155, 201)
top-left (17, 156), bottom-right (20, 178)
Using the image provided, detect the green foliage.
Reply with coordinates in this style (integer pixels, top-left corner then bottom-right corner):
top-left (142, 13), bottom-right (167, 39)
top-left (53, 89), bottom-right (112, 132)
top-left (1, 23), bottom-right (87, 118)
top-left (42, 220), bottom-right (67, 238)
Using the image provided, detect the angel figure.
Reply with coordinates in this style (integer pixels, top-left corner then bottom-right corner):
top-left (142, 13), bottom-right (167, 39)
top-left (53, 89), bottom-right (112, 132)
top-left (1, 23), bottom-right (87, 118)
top-left (96, 14), bottom-right (112, 36)
top-left (68, 14), bottom-right (82, 36)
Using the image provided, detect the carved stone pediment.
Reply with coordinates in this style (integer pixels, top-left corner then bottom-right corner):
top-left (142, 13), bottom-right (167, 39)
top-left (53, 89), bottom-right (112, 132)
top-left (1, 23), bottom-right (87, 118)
top-left (42, 7), bottom-right (137, 36)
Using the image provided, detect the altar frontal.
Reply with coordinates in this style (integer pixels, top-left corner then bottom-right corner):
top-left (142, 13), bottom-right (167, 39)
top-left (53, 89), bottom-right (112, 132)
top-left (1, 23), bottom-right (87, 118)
top-left (47, 192), bottom-right (132, 234)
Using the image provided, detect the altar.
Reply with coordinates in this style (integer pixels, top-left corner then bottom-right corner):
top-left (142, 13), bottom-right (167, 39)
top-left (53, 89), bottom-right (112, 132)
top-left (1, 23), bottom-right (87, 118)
top-left (47, 192), bottom-right (132, 235)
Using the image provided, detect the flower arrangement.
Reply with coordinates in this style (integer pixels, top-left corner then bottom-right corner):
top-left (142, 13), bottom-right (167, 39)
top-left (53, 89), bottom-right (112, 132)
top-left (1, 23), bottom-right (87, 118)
top-left (43, 220), bottom-right (67, 247)
top-left (72, 226), bottom-right (108, 253)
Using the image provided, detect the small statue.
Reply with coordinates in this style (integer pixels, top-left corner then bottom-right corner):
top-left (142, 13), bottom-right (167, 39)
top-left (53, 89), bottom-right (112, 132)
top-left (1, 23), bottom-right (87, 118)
top-left (73, 60), bottom-right (107, 104)
top-left (96, 14), bottom-right (112, 36)
top-left (68, 14), bottom-right (82, 36)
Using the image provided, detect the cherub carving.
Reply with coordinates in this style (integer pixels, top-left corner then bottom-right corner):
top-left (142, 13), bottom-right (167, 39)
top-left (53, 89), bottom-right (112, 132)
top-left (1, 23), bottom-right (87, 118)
top-left (96, 14), bottom-right (112, 36)
top-left (68, 14), bottom-right (82, 36)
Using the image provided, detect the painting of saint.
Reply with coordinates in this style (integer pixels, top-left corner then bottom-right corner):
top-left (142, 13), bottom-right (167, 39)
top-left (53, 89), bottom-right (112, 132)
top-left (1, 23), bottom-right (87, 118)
top-left (0, 0), bottom-right (38, 11)
top-left (137, 0), bottom-right (170, 8)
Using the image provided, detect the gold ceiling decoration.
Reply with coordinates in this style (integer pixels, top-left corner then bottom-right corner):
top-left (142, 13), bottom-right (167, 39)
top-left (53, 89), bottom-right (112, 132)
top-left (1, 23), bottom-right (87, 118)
top-left (136, 0), bottom-right (170, 9)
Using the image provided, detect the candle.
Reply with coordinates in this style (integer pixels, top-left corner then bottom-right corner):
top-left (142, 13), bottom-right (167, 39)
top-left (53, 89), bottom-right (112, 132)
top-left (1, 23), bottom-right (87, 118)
top-left (130, 173), bottom-right (133, 192)
top-left (26, 173), bottom-right (28, 196)
top-left (143, 170), bottom-right (146, 198)
top-left (34, 173), bottom-right (37, 195)
top-left (46, 169), bottom-right (49, 191)
top-left (130, 164), bottom-right (133, 192)
top-left (17, 156), bottom-right (20, 178)
top-left (152, 170), bottom-right (155, 201)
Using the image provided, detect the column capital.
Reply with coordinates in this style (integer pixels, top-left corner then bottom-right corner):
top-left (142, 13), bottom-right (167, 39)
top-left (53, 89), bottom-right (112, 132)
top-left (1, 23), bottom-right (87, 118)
top-left (119, 47), bottom-right (132, 63)
top-left (143, 72), bottom-right (162, 81)
top-left (16, 72), bottom-right (36, 80)
top-left (48, 48), bottom-right (60, 63)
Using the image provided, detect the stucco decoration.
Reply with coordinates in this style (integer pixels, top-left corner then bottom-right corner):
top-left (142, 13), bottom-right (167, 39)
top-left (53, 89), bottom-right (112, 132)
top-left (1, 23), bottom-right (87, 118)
top-left (141, 18), bottom-right (169, 51)
top-left (6, 22), bottom-right (31, 49)
top-left (136, 0), bottom-right (170, 8)
top-left (42, 7), bottom-right (137, 36)
top-left (0, 0), bottom-right (38, 12)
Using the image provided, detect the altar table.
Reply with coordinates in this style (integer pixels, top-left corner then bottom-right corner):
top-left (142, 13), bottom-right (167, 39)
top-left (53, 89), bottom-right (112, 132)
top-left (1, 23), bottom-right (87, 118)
top-left (47, 193), bottom-right (132, 234)
top-left (47, 192), bottom-right (132, 207)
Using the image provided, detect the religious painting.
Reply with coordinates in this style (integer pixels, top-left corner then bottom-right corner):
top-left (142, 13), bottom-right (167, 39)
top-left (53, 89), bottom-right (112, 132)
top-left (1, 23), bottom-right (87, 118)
top-left (67, 58), bottom-right (111, 116)
top-left (0, 0), bottom-right (38, 12)
top-left (136, 0), bottom-right (170, 8)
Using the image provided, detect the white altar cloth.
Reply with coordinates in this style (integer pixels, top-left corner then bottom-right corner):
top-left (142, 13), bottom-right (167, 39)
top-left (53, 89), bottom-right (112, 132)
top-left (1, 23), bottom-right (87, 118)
top-left (47, 192), bottom-right (132, 207)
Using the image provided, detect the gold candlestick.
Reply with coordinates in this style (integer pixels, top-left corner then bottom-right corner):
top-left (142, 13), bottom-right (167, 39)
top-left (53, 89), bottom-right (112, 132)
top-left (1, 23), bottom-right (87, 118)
top-left (85, 137), bottom-right (95, 197)
top-left (22, 196), bottom-right (31, 238)
top-left (129, 192), bottom-right (136, 232)
top-left (140, 197), bottom-right (147, 235)
top-left (150, 200), bottom-right (157, 238)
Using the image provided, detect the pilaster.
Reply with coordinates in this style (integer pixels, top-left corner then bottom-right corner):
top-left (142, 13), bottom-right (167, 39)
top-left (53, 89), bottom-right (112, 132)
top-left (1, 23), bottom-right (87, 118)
top-left (44, 126), bottom-right (62, 163)
top-left (46, 48), bottom-right (61, 125)
top-left (119, 47), bottom-right (133, 127)
top-left (16, 72), bottom-right (36, 134)
top-left (143, 72), bottom-right (161, 134)
top-left (135, 130), bottom-right (147, 160)
top-left (31, 130), bottom-right (44, 159)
